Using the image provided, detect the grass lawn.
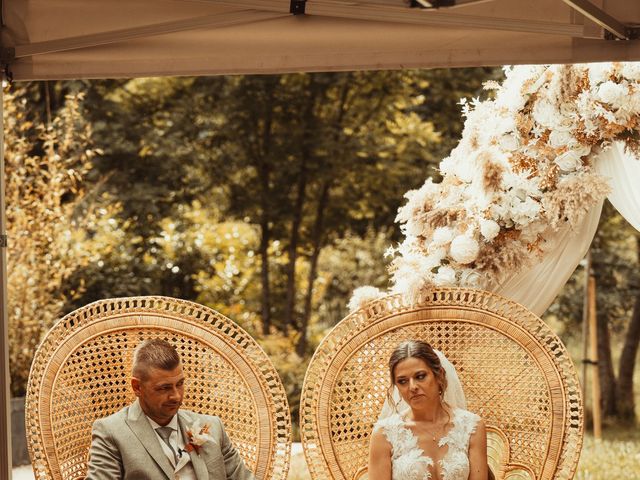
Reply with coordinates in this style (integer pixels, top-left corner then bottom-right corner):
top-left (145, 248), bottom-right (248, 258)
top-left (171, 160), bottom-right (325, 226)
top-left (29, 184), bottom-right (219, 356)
top-left (576, 426), bottom-right (640, 479)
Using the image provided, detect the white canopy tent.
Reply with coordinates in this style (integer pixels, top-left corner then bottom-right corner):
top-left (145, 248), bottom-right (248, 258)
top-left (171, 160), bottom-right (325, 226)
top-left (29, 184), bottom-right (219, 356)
top-left (1, 0), bottom-right (640, 477)
top-left (1, 0), bottom-right (640, 80)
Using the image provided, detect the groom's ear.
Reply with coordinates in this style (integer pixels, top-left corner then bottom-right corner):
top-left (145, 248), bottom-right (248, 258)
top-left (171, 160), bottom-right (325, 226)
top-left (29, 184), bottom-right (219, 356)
top-left (131, 377), bottom-right (142, 397)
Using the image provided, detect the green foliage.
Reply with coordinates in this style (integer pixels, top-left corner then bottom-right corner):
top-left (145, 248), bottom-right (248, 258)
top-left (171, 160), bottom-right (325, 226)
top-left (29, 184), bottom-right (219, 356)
top-left (7, 68), bottom-right (501, 411)
top-left (4, 85), bottom-right (117, 395)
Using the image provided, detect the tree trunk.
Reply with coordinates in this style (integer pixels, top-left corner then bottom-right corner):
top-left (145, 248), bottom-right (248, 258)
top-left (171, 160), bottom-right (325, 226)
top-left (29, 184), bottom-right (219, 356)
top-left (616, 238), bottom-right (640, 420)
top-left (596, 307), bottom-right (618, 418)
top-left (284, 80), bottom-right (319, 332)
top-left (294, 78), bottom-right (351, 355)
top-left (296, 179), bottom-right (331, 357)
top-left (257, 80), bottom-right (276, 335)
top-left (283, 156), bottom-right (307, 333)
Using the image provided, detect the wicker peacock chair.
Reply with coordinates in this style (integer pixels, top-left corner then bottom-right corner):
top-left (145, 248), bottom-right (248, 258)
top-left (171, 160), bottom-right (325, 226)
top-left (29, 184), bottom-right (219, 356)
top-left (300, 288), bottom-right (583, 480)
top-left (25, 296), bottom-right (292, 480)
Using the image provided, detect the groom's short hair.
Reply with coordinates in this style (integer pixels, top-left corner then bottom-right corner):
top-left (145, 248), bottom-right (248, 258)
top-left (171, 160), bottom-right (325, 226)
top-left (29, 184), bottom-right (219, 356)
top-left (132, 338), bottom-right (181, 381)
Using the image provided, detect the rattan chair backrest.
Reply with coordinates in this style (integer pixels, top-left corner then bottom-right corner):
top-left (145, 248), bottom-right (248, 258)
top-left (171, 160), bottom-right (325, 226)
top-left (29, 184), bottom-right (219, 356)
top-left (300, 289), bottom-right (583, 480)
top-left (26, 296), bottom-right (291, 480)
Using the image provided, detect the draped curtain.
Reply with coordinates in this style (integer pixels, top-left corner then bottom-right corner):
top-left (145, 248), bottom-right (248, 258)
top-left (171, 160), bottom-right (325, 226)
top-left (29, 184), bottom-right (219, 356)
top-left (495, 142), bottom-right (640, 316)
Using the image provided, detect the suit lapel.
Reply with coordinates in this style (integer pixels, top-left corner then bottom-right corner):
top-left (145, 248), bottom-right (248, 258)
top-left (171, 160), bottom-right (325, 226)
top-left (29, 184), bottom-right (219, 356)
top-left (126, 399), bottom-right (175, 479)
top-left (179, 411), bottom-right (209, 480)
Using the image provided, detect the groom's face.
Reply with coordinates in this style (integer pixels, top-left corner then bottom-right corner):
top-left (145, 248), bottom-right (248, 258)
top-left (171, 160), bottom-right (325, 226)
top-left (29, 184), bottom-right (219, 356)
top-left (133, 363), bottom-right (185, 426)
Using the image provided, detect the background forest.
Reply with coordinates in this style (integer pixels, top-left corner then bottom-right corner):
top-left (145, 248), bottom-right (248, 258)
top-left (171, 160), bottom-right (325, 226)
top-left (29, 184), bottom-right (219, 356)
top-left (4, 68), bottom-right (639, 448)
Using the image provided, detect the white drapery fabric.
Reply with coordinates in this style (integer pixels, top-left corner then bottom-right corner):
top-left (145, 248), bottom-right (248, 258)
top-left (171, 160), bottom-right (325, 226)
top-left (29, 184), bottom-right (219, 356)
top-left (494, 202), bottom-right (603, 316)
top-left (593, 142), bottom-right (640, 232)
top-left (494, 142), bottom-right (640, 316)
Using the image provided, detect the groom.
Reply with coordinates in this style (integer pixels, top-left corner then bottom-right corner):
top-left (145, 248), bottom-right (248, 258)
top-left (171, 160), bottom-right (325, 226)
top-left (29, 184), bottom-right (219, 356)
top-left (86, 338), bottom-right (255, 480)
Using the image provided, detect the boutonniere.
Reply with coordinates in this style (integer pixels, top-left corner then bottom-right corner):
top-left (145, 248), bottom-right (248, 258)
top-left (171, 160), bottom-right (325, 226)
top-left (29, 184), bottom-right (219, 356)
top-left (184, 420), bottom-right (212, 455)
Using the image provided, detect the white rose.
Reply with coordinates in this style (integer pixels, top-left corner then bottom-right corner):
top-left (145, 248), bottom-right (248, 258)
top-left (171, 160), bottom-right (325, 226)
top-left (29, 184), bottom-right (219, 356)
top-left (479, 219), bottom-right (501, 241)
top-left (460, 268), bottom-right (482, 288)
top-left (433, 266), bottom-right (457, 286)
top-left (432, 226), bottom-right (455, 246)
top-left (449, 235), bottom-right (480, 265)
top-left (548, 129), bottom-right (574, 149)
top-left (554, 150), bottom-right (583, 172)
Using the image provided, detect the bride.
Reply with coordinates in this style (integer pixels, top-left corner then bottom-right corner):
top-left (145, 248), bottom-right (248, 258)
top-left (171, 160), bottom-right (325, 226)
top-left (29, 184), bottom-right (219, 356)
top-left (368, 340), bottom-right (488, 480)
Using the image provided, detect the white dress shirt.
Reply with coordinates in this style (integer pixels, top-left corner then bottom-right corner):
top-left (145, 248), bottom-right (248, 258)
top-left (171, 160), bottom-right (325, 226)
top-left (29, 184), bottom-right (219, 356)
top-left (147, 415), bottom-right (198, 480)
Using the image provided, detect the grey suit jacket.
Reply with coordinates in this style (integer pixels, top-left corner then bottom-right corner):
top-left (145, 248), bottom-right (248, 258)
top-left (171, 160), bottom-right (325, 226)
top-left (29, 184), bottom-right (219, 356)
top-left (86, 400), bottom-right (255, 480)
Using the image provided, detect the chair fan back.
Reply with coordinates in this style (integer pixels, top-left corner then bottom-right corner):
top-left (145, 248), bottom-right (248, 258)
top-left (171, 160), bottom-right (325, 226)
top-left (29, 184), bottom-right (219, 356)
top-left (300, 289), bottom-right (583, 480)
top-left (26, 296), bottom-right (291, 480)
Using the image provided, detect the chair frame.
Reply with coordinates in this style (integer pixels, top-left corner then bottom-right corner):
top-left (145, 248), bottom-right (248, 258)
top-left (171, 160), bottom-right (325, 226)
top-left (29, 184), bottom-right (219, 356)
top-left (26, 296), bottom-right (291, 480)
top-left (300, 288), bottom-right (583, 480)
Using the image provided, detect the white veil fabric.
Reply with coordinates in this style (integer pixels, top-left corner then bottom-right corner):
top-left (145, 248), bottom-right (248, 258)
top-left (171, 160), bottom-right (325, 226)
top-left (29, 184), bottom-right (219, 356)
top-left (377, 349), bottom-right (467, 422)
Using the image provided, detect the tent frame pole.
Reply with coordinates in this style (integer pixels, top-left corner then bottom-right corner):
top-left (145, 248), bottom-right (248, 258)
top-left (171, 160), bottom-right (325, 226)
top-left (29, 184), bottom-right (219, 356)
top-left (201, 0), bottom-right (586, 37)
top-left (1, 80), bottom-right (14, 480)
top-left (561, 0), bottom-right (628, 39)
top-left (14, 10), bottom-right (284, 58)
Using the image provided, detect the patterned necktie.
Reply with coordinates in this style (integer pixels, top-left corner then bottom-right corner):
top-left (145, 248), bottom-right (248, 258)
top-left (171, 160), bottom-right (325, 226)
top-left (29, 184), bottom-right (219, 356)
top-left (156, 426), bottom-right (179, 464)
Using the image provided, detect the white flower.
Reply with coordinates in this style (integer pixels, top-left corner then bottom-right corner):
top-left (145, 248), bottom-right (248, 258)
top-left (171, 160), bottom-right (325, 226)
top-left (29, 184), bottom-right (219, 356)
top-left (449, 235), bottom-right (479, 264)
top-left (508, 196), bottom-right (542, 228)
top-left (597, 81), bottom-right (629, 109)
top-left (347, 286), bottom-right (384, 312)
top-left (187, 420), bottom-right (213, 447)
top-left (620, 62), bottom-right (640, 81)
top-left (532, 99), bottom-right (557, 128)
top-left (460, 268), bottom-right (483, 288)
top-left (432, 226), bottom-right (455, 246)
top-left (548, 129), bottom-right (574, 149)
top-left (554, 150), bottom-right (583, 172)
top-left (588, 63), bottom-right (612, 86)
top-left (479, 219), bottom-right (501, 241)
top-left (499, 133), bottom-right (520, 151)
top-left (396, 179), bottom-right (439, 224)
top-left (433, 266), bottom-right (457, 286)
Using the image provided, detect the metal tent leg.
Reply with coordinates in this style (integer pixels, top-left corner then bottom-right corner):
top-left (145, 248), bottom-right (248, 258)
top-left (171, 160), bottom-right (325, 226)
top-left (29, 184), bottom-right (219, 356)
top-left (1, 83), bottom-right (14, 480)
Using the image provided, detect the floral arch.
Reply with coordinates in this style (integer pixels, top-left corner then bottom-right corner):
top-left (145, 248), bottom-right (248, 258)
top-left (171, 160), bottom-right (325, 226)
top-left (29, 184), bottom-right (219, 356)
top-left (351, 62), bottom-right (640, 316)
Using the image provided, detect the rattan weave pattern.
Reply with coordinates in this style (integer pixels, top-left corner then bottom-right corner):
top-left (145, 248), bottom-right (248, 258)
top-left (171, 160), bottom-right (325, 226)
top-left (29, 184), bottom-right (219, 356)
top-left (26, 296), bottom-right (291, 480)
top-left (300, 289), bottom-right (583, 480)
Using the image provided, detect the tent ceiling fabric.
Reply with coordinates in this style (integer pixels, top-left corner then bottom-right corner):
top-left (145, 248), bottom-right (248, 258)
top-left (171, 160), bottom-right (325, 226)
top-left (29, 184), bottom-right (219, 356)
top-left (1, 0), bottom-right (640, 81)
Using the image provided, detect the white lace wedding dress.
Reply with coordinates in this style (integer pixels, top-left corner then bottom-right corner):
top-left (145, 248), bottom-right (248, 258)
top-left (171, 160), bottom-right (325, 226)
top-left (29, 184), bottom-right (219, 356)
top-left (373, 408), bottom-right (480, 480)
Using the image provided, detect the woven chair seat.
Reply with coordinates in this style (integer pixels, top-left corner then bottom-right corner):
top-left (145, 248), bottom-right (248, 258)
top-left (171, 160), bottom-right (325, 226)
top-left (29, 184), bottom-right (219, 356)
top-left (26, 296), bottom-right (292, 480)
top-left (300, 288), bottom-right (583, 480)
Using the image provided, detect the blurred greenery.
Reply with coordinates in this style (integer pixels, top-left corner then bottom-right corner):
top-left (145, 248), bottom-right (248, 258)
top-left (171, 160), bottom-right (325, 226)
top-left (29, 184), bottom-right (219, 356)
top-left (546, 201), bottom-right (640, 422)
top-left (5, 66), bottom-right (639, 439)
top-left (5, 69), bottom-right (496, 404)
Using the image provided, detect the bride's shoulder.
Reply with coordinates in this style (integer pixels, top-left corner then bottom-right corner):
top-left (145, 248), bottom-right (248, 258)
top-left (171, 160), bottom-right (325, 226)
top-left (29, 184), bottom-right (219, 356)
top-left (452, 407), bottom-right (482, 427)
top-left (373, 412), bottom-right (404, 432)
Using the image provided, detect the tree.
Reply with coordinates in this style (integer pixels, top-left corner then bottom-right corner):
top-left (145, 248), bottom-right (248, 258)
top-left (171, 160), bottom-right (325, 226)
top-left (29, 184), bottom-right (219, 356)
top-left (4, 85), bottom-right (105, 395)
top-left (548, 201), bottom-right (639, 422)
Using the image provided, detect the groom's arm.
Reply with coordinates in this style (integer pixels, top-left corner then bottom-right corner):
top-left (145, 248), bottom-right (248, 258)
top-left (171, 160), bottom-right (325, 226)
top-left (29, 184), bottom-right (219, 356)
top-left (86, 418), bottom-right (124, 480)
top-left (216, 417), bottom-right (255, 480)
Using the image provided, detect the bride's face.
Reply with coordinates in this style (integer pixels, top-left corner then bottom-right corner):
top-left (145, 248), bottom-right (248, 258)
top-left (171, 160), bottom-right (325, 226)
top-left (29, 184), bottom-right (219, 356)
top-left (393, 357), bottom-right (440, 407)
